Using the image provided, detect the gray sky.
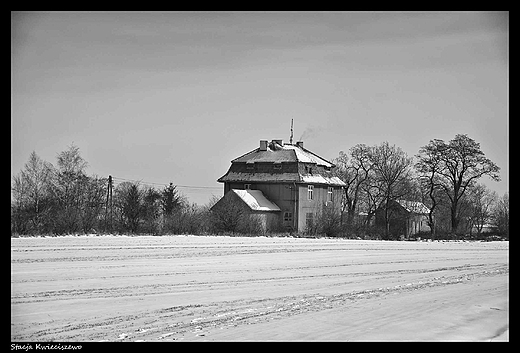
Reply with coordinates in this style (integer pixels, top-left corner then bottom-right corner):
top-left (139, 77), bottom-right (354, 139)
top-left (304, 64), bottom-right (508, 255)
top-left (11, 11), bottom-right (508, 205)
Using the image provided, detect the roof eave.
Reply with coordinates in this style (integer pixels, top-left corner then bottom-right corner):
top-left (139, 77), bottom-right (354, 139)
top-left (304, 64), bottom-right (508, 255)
top-left (230, 148), bottom-right (260, 163)
top-left (299, 146), bottom-right (336, 168)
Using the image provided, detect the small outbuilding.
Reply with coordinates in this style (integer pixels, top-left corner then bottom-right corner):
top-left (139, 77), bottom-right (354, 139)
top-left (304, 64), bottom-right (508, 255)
top-left (375, 200), bottom-right (431, 238)
top-left (210, 189), bottom-right (281, 233)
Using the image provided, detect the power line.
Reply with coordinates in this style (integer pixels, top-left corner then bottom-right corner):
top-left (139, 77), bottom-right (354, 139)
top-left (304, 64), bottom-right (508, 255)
top-left (111, 176), bottom-right (222, 191)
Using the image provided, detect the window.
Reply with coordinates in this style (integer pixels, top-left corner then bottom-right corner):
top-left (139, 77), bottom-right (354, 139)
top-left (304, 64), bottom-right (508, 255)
top-left (327, 187), bottom-right (333, 202)
top-left (244, 184), bottom-right (251, 190)
top-left (306, 212), bottom-right (314, 228)
top-left (284, 212), bottom-right (292, 223)
top-left (273, 163), bottom-right (282, 171)
top-left (246, 163), bottom-right (254, 170)
top-left (307, 185), bottom-right (314, 200)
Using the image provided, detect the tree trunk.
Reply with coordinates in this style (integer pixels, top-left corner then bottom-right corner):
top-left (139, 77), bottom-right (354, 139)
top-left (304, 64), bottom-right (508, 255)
top-left (384, 203), bottom-right (390, 240)
top-left (428, 211), bottom-right (435, 239)
top-left (427, 183), bottom-right (437, 239)
top-left (451, 202), bottom-right (459, 235)
top-left (346, 209), bottom-right (355, 227)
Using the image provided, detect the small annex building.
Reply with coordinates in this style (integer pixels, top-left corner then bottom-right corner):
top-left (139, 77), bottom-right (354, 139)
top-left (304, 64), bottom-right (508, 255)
top-left (375, 200), bottom-right (431, 238)
top-left (216, 139), bottom-right (346, 233)
top-left (211, 189), bottom-right (281, 233)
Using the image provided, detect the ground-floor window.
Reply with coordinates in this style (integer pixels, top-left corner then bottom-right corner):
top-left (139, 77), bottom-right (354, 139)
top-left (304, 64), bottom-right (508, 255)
top-left (284, 211), bottom-right (292, 223)
top-left (306, 212), bottom-right (314, 228)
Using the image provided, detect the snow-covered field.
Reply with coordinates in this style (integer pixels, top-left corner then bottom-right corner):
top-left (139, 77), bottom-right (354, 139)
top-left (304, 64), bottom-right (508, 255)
top-left (11, 235), bottom-right (508, 342)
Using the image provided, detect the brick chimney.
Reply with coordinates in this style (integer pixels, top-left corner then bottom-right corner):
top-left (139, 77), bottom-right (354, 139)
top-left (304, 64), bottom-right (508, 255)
top-left (270, 139), bottom-right (283, 151)
top-left (259, 140), bottom-right (268, 151)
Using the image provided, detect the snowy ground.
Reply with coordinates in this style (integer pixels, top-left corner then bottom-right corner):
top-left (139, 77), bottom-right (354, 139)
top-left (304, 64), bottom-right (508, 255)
top-left (11, 235), bottom-right (508, 342)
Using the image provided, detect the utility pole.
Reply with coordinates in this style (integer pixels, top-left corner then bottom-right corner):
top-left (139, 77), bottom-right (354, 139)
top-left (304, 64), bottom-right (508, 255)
top-left (105, 176), bottom-right (110, 233)
top-left (105, 175), bottom-right (113, 233)
top-left (108, 175), bottom-right (113, 233)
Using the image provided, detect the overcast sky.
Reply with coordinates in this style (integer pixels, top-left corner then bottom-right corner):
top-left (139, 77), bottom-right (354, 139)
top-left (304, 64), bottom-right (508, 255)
top-left (11, 11), bottom-right (508, 205)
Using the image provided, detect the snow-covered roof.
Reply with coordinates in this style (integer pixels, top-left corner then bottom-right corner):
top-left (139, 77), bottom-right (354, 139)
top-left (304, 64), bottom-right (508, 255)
top-left (218, 141), bottom-right (346, 186)
top-left (232, 189), bottom-right (281, 212)
top-left (218, 140), bottom-right (347, 186)
top-left (300, 174), bottom-right (346, 185)
top-left (218, 172), bottom-right (346, 186)
top-left (232, 142), bottom-right (335, 168)
top-left (219, 172), bottom-right (300, 183)
top-left (396, 200), bottom-right (430, 214)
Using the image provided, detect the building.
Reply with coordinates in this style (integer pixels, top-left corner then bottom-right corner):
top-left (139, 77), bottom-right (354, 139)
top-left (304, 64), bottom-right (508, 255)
top-left (375, 200), bottom-right (431, 238)
top-left (215, 139), bottom-right (346, 233)
top-left (210, 189), bottom-right (281, 234)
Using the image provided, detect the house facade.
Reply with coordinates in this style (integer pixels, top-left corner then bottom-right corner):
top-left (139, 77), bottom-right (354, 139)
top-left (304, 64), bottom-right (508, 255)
top-left (216, 139), bottom-right (346, 233)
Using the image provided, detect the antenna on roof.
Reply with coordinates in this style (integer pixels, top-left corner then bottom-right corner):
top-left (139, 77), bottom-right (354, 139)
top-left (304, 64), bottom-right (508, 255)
top-left (290, 119), bottom-right (294, 144)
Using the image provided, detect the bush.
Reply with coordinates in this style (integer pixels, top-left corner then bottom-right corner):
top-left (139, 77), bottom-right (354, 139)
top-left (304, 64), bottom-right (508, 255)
top-left (317, 205), bottom-right (343, 237)
top-left (237, 214), bottom-right (265, 236)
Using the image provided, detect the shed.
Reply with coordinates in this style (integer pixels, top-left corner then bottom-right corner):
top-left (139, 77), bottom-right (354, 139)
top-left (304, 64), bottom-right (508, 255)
top-left (375, 200), bottom-right (431, 238)
top-left (231, 189), bottom-right (281, 212)
top-left (211, 189), bottom-right (281, 233)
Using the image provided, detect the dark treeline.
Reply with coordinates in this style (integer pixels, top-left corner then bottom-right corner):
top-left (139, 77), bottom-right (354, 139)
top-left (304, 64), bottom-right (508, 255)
top-left (327, 134), bottom-right (508, 240)
top-left (10, 144), bottom-right (214, 236)
top-left (11, 134), bottom-right (509, 239)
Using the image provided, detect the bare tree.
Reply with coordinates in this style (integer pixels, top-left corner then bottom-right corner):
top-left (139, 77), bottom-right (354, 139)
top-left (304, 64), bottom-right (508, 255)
top-left (369, 142), bottom-right (414, 239)
top-left (491, 192), bottom-right (509, 238)
top-left (415, 139), bottom-right (446, 238)
top-left (50, 144), bottom-right (89, 234)
top-left (12, 148), bottom-right (109, 235)
top-left (417, 134), bottom-right (500, 234)
top-left (11, 173), bottom-right (30, 234)
top-left (80, 175), bottom-right (107, 233)
top-left (209, 195), bottom-right (246, 234)
top-left (466, 184), bottom-right (497, 235)
top-left (112, 181), bottom-right (143, 233)
top-left (333, 144), bottom-right (373, 229)
top-left (175, 202), bottom-right (208, 235)
top-left (12, 151), bottom-right (54, 234)
top-left (315, 203), bottom-right (342, 237)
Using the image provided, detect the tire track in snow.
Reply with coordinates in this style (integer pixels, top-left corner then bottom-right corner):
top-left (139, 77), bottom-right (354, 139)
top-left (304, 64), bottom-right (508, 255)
top-left (127, 264), bottom-right (508, 341)
top-left (11, 237), bottom-right (508, 341)
top-left (16, 264), bottom-right (505, 341)
top-left (11, 263), bottom-right (499, 305)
